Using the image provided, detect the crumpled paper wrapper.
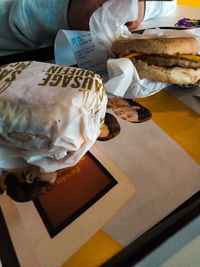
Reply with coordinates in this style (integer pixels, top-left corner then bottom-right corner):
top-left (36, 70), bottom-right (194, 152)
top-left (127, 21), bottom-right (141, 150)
top-left (0, 61), bottom-right (107, 172)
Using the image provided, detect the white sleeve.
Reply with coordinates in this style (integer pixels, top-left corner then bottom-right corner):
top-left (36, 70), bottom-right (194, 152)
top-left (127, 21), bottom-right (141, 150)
top-left (143, 0), bottom-right (177, 22)
top-left (0, 0), bottom-right (70, 55)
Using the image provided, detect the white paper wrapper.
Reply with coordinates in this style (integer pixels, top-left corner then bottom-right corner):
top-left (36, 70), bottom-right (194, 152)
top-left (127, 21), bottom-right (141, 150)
top-left (0, 61), bottom-right (107, 172)
top-left (55, 0), bottom-right (180, 98)
top-left (89, 0), bottom-right (138, 54)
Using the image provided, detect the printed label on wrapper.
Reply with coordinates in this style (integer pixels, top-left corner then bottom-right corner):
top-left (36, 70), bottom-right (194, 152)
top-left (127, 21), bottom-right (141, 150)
top-left (0, 61), bottom-right (107, 172)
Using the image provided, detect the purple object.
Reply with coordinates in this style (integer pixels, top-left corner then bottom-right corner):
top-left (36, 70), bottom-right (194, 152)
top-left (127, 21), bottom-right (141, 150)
top-left (176, 18), bottom-right (200, 28)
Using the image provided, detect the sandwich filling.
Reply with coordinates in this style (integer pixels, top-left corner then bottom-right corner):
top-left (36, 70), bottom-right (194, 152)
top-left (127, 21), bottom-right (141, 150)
top-left (112, 37), bottom-right (200, 84)
top-left (121, 53), bottom-right (200, 68)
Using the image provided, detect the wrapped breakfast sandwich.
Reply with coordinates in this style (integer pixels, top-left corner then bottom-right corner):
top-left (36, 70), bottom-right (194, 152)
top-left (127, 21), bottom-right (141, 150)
top-left (0, 61), bottom-right (107, 173)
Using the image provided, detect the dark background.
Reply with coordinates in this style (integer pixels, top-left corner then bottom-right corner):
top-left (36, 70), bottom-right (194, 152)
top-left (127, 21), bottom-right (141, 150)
top-left (0, 207), bottom-right (20, 267)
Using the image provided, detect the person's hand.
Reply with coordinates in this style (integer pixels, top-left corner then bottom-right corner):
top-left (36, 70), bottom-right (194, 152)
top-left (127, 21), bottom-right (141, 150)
top-left (126, 1), bottom-right (145, 31)
top-left (68, 0), bottom-right (108, 30)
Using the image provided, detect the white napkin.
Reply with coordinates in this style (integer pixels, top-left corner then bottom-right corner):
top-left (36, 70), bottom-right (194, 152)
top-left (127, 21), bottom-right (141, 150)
top-left (89, 0), bottom-right (138, 54)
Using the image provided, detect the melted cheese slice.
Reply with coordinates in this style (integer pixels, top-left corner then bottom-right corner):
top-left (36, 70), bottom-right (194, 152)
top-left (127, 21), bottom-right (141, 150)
top-left (177, 54), bottom-right (200, 62)
top-left (119, 52), bottom-right (143, 58)
top-left (120, 52), bottom-right (200, 62)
